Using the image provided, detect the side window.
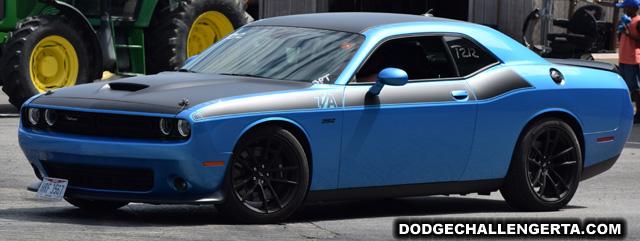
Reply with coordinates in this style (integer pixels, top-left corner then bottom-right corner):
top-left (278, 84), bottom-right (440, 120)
top-left (355, 36), bottom-right (457, 83)
top-left (444, 36), bottom-right (499, 76)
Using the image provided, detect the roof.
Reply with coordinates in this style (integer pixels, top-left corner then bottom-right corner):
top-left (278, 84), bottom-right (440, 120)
top-left (246, 12), bottom-right (549, 71)
top-left (247, 12), bottom-right (458, 33)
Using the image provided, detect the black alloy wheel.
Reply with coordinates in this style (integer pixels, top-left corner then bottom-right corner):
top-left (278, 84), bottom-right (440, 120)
top-left (216, 126), bottom-right (309, 223)
top-left (501, 118), bottom-right (582, 211)
top-left (527, 126), bottom-right (579, 201)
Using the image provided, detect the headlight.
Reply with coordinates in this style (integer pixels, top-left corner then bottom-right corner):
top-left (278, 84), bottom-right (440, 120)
top-left (177, 119), bottom-right (191, 137)
top-left (159, 118), bottom-right (173, 136)
top-left (44, 109), bottom-right (57, 126)
top-left (28, 108), bottom-right (41, 126)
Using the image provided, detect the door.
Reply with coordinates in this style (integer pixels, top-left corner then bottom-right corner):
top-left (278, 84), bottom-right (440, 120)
top-left (338, 35), bottom-right (481, 188)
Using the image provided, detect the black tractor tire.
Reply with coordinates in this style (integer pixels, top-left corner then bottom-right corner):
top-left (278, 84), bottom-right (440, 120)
top-left (215, 126), bottom-right (310, 224)
top-left (0, 15), bottom-right (93, 109)
top-left (0, 45), bottom-right (3, 86)
top-left (144, 0), bottom-right (253, 74)
top-left (64, 197), bottom-right (129, 210)
top-left (500, 118), bottom-right (582, 211)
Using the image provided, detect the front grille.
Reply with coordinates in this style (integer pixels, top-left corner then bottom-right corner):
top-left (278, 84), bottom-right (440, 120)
top-left (23, 108), bottom-right (189, 140)
top-left (42, 162), bottom-right (154, 192)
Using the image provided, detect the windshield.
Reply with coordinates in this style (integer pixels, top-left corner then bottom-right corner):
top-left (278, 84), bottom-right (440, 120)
top-left (181, 26), bottom-right (364, 84)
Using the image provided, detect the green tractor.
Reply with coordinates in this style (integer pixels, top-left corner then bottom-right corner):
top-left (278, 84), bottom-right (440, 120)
top-left (0, 0), bottom-right (252, 108)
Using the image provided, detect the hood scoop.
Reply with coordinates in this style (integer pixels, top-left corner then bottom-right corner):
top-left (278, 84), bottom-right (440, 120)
top-left (108, 82), bottom-right (150, 92)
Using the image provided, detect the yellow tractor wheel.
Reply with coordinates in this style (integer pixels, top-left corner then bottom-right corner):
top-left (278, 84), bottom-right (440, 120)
top-left (29, 35), bottom-right (80, 92)
top-left (144, 0), bottom-right (253, 74)
top-left (0, 15), bottom-right (92, 109)
top-left (187, 11), bottom-right (235, 58)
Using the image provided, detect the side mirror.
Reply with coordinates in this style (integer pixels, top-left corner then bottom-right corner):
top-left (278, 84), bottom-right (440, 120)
top-left (185, 55), bottom-right (198, 65)
top-left (368, 68), bottom-right (408, 95)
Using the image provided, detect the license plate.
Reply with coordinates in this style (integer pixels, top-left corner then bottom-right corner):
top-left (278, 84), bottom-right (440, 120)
top-left (36, 177), bottom-right (68, 200)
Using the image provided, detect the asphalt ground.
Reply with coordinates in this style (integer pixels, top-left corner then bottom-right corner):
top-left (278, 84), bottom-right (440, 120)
top-left (0, 89), bottom-right (639, 240)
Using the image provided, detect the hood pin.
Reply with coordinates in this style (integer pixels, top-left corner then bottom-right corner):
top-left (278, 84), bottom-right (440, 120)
top-left (179, 98), bottom-right (190, 110)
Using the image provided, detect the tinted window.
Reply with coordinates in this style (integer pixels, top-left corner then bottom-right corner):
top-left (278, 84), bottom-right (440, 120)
top-left (444, 36), bottom-right (499, 76)
top-left (183, 26), bottom-right (364, 84)
top-left (355, 36), bottom-right (456, 82)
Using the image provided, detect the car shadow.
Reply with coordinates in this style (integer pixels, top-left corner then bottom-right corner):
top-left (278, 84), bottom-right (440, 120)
top-left (292, 196), bottom-right (533, 222)
top-left (0, 103), bottom-right (18, 115)
top-left (0, 195), bottom-right (586, 227)
top-left (0, 203), bottom-right (225, 227)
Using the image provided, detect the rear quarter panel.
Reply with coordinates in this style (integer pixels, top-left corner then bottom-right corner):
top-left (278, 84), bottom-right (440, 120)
top-left (460, 64), bottom-right (631, 181)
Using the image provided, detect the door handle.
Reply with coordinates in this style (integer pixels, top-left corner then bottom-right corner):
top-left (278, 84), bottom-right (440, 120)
top-left (451, 90), bottom-right (469, 101)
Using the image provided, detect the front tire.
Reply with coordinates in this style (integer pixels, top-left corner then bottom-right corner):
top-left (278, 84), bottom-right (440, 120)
top-left (500, 118), bottom-right (582, 211)
top-left (0, 15), bottom-right (92, 108)
top-left (215, 126), bottom-right (309, 223)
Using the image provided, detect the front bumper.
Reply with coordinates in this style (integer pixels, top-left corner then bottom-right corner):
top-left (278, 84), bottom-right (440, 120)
top-left (19, 125), bottom-right (231, 204)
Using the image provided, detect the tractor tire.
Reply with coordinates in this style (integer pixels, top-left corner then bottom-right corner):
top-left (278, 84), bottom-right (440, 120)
top-left (0, 45), bottom-right (4, 86)
top-left (144, 0), bottom-right (253, 74)
top-left (0, 15), bottom-right (92, 109)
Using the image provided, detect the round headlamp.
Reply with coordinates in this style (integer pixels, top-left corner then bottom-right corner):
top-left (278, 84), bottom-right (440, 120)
top-left (44, 109), bottom-right (57, 126)
top-left (159, 118), bottom-right (173, 136)
top-left (177, 119), bottom-right (191, 137)
top-left (28, 108), bottom-right (41, 126)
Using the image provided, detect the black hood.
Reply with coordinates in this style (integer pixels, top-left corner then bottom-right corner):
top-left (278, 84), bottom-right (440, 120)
top-left (29, 72), bottom-right (313, 115)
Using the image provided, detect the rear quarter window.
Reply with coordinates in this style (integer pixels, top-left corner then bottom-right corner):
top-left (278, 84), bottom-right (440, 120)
top-left (444, 36), bottom-right (499, 76)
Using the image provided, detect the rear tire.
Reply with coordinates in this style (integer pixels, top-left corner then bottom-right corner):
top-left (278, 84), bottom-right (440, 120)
top-left (0, 15), bottom-right (92, 108)
top-left (64, 197), bottom-right (129, 210)
top-left (215, 126), bottom-right (309, 223)
top-left (144, 0), bottom-right (253, 74)
top-left (500, 118), bottom-right (582, 211)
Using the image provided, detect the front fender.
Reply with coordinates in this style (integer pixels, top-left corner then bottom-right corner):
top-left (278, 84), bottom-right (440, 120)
top-left (237, 117), bottom-right (310, 146)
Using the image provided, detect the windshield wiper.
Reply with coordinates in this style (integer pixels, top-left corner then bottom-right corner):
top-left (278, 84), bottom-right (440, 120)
top-left (220, 73), bottom-right (271, 79)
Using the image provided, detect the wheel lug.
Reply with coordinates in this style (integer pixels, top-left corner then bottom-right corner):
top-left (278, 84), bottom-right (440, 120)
top-left (266, 173), bottom-right (270, 177)
top-left (253, 167), bottom-right (257, 171)
top-left (262, 165), bottom-right (265, 169)
top-left (253, 177), bottom-right (257, 181)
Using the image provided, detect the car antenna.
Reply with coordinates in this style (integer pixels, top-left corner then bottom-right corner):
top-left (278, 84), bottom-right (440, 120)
top-left (422, 9), bottom-right (434, 17)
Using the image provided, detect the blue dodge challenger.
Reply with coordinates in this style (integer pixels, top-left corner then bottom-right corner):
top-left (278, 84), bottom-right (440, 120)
top-left (18, 13), bottom-right (633, 223)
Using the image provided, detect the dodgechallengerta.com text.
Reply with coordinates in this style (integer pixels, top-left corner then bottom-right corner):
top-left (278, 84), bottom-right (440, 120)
top-left (394, 218), bottom-right (625, 238)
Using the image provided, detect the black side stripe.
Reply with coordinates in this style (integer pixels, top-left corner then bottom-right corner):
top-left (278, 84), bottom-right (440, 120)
top-left (345, 81), bottom-right (474, 107)
top-left (468, 68), bottom-right (533, 100)
top-left (193, 69), bottom-right (531, 120)
top-left (193, 91), bottom-right (343, 121)
top-left (343, 69), bottom-right (531, 107)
